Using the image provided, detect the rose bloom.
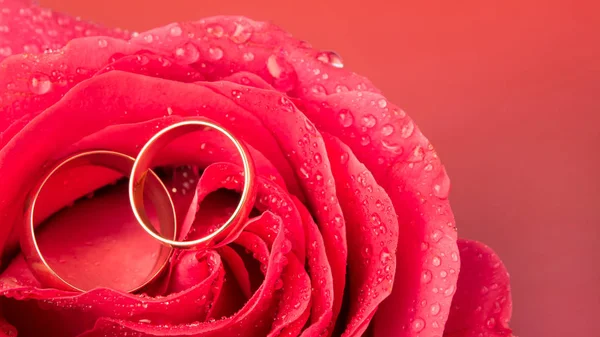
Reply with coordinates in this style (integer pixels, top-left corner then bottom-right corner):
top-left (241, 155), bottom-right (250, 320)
top-left (0, 1), bottom-right (515, 337)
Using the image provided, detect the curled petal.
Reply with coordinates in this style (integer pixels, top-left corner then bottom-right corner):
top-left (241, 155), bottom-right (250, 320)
top-left (443, 240), bottom-right (514, 337)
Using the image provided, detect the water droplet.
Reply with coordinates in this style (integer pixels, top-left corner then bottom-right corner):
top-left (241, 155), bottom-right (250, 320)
top-left (231, 90), bottom-right (242, 99)
top-left (243, 52), bottom-right (255, 61)
top-left (174, 43), bottom-right (200, 64)
top-left (207, 25), bottom-right (224, 37)
top-left (431, 230), bottom-right (443, 242)
top-left (360, 135), bottom-right (371, 146)
top-left (310, 84), bottom-right (327, 94)
top-left (411, 318), bottom-right (425, 332)
top-left (444, 284), bottom-right (456, 297)
top-left (378, 99), bottom-right (387, 108)
top-left (231, 22), bottom-right (253, 44)
top-left (361, 114), bottom-right (377, 128)
top-left (0, 47), bottom-right (12, 57)
top-left (208, 47), bottom-right (223, 60)
top-left (381, 139), bottom-right (402, 153)
top-left (432, 171), bottom-right (451, 199)
top-left (267, 55), bottom-right (282, 78)
top-left (29, 74), bottom-right (52, 95)
top-left (380, 248), bottom-right (391, 264)
top-left (170, 25), bottom-right (182, 37)
top-left (432, 256), bottom-right (441, 267)
top-left (430, 302), bottom-right (441, 315)
top-left (481, 286), bottom-right (489, 295)
top-left (409, 146), bottom-right (425, 162)
top-left (335, 84), bottom-right (349, 92)
top-left (143, 34), bottom-right (154, 43)
top-left (381, 124), bottom-right (394, 137)
top-left (333, 214), bottom-right (343, 228)
top-left (316, 51), bottom-right (344, 68)
top-left (340, 152), bottom-right (349, 165)
top-left (421, 270), bottom-right (432, 283)
top-left (362, 246), bottom-right (372, 258)
top-left (314, 153), bottom-right (322, 164)
top-left (451, 251), bottom-right (459, 262)
top-left (299, 167), bottom-right (310, 179)
top-left (305, 118), bottom-right (316, 134)
top-left (400, 121), bottom-right (414, 138)
top-left (486, 317), bottom-right (496, 328)
top-left (338, 109), bottom-right (354, 127)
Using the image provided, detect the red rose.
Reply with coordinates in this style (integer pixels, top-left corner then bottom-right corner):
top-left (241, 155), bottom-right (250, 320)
top-left (0, 1), bottom-right (515, 337)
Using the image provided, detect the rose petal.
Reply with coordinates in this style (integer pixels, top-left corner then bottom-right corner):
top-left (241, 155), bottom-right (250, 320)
top-left (0, 0), bottom-right (128, 62)
top-left (2, 183), bottom-right (167, 292)
top-left (323, 134), bottom-right (399, 336)
top-left (182, 162), bottom-right (305, 262)
top-left (218, 245), bottom-right (252, 299)
top-left (95, 52), bottom-right (205, 83)
top-left (205, 82), bottom-right (348, 325)
top-left (78, 214), bottom-right (290, 336)
top-left (293, 196), bottom-right (334, 337)
top-left (294, 90), bottom-right (459, 337)
top-left (0, 72), bottom-right (297, 256)
top-left (443, 240), bottom-right (514, 337)
top-left (1, 250), bottom-right (224, 334)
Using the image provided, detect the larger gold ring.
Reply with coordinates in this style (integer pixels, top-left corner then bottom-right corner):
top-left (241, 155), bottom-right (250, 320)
top-left (20, 150), bottom-right (176, 292)
top-left (129, 118), bottom-right (256, 249)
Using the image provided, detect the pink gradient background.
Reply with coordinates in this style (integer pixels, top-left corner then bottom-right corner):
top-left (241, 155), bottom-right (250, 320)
top-left (39, 0), bottom-right (600, 336)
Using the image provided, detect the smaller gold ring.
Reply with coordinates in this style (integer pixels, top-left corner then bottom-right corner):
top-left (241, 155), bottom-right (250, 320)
top-left (20, 150), bottom-right (176, 292)
top-left (129, 118), bottom-right (256, 249)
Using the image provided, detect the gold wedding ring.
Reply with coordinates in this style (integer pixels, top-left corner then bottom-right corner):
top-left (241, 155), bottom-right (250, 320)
top-left (20, 150), bottom-right (176, 292)
top-left (128, 118), bottom-right (256, 249)
top-left (20, 119), bottom-right (255, 292)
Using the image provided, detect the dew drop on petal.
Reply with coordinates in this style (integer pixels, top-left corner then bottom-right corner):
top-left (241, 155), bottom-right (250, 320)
top-left (231, 22), bottom-right (253, 44)
top-left (243, 52), bottom-right (255, 61)
top-left (378, 99), bottom-right (387, 108)
top-left (381, 124), bottom-right (394, 137)
top-left (340, 152), bottom-right (349, 165)
top-left (444, 284), bottom-right (456, 297)
top-left (316, 51), bottom-right (344, 68)
top-left (381, 139), bottom-right (403, 153)
top-left (361, 114), bottom-right (377, 128)
top-left (411, 318), bottom-right (425, 332)
top-left (267, 55), bottom-right (282, 78)
top-left (174, 43), bottom-right (200, 64)
top-left (338, 109), bottom-right (354, 127)
top-left (0, 47), bottom-right (11, 57)
top-left (29, 74), bottom-right (52, 95)
top-left (451, 251), bottom-right (459, 262)
top-left (97, 39), bottom-right (108, 48)
top-left (170, 25), bottom-right (183, 37)
top-left (335, 84), bottom-right (349, 92)
top-left (432, 256), bottom-right (441, 267)
top-left (400, 120), bottom-right (415, 138)
top-left (430, 302), bottom-right (441, 315)
top-left (431, 230), bottom-right (443, 243)
top-left (421, 269), bottom-right (432, 283)
top-left (208, 47), bottom-right (223, 60)
top-left (206, 25), bottom-right (224, 37)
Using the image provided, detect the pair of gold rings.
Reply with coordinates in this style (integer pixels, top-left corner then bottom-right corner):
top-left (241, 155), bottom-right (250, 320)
top-left (20, 119), bottom-right (256, 293)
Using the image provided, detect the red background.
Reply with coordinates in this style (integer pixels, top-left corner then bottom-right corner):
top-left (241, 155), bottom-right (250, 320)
top-left (39, 1), bottom-right (600, 336)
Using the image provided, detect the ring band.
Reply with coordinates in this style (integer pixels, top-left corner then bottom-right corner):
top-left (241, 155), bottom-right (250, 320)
top-left (129, 118), bottom-right (256, 249)
top-left (20, 150), bottom-right (176, 292)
